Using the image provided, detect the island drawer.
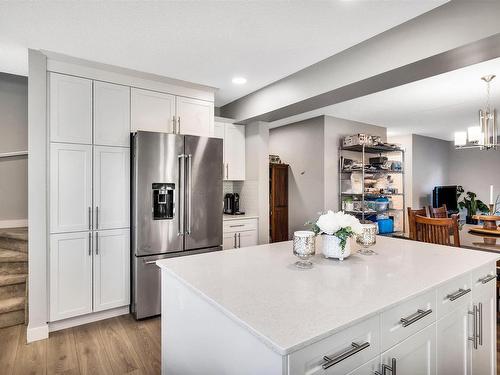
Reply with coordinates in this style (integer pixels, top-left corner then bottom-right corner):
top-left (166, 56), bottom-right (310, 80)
top-left (287, 315), bottom-right (380, 375)
top-left (436, 273), bottom-right (472, 319)
top-left (471, 262), bottom-right (496, 296)
top-left (380, 289), bottom-right (436, 352)
top-left (223, 218), bottom-right (258, 233)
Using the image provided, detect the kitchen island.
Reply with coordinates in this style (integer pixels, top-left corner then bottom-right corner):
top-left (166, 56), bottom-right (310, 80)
top-left (157, 236), bottom-right (498, 375)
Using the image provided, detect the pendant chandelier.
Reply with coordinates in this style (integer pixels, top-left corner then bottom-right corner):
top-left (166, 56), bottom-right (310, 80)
top-left (454, 74), bottom-right (498, 150)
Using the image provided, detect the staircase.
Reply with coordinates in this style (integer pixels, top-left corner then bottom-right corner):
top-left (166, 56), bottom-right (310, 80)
top-left (0, 227), bottom-right (28, 328)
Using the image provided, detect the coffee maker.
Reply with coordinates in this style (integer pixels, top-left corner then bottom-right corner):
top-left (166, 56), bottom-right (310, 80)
top-left (224, 193), bottom-right (244, 215)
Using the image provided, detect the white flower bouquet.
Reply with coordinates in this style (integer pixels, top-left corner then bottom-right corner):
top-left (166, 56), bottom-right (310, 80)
top-left (308, 210), bottom-right (362, 253)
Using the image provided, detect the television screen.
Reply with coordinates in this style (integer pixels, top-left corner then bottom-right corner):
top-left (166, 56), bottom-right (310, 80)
top-left (433, 185), bottom-right (458, 212)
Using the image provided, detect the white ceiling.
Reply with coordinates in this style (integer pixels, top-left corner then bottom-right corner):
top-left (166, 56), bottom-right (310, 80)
top-left (0, 1), bottom-right (447, 106)
top-left (270, 56), bottom-right (500, 141)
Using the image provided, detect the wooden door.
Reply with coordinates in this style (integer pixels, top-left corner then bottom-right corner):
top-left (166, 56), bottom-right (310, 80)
top-left (176, 96), bottom-right (214, 137)
top-left (93, 81), bottom-right (130, 146)
top-left (381, 323), bottom-right (436, 375)
top-left (436, 303), bottom-right (471, 375)
top-left (224, 124), bottom-right (245, 180)
top-left (50, 143), bottom-right (93, 233)
top-left (49, 232), bottom-right (93, 321)
top-left (49, 73), bottom-right (92, 144)
top-left (131, 88), bottom-right (175, 133)
top-left (93, 146), bottom-right (130, 230)
top-left (270, 164), bottom-right (289, 242)
top-left (93, 229), bottom-right (130, 312)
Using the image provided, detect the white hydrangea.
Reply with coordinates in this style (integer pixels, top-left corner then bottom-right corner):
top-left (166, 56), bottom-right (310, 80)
top-left (316, 210), bottom-right (362, 235)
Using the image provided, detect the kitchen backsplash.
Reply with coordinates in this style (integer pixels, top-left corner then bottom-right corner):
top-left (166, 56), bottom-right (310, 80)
top-left (223, 180), bottom-right (258, 215)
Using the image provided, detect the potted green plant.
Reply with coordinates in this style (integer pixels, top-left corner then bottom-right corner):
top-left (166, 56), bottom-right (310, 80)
top-left (457, 186), bottom-right (489, 224)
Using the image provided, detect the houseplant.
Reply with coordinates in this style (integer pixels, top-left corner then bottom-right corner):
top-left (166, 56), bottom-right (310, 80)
top-left (457, 186), bottom-right (489, 224)
top-left (308, 211), bottom-right (362, 260)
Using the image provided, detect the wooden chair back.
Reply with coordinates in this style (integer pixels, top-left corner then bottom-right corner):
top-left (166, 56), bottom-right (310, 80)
top-left (414, 215), bottom-right (460, 247)
top-left (407, 207), bottom-right (428, 240)
top-left (428, 204), bottom-right (448, 218)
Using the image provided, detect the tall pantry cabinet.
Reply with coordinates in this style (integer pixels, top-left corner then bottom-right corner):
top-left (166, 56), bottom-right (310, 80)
top-left (48, 73), bottom-right (130, 322)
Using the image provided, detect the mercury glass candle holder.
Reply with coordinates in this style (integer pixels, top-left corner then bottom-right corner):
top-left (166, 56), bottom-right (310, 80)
top-left (356, 221), bottom-right (377, 255)
top-left (293, 231), bottom-right (316, 269)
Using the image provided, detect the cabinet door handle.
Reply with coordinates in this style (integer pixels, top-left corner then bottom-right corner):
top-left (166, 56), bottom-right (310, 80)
top-left (478, 302), bottom-right (483, 346)
top-left (95, 232), bottom-right (99, 255)
top-left (173, 115), bottom-right (177, 133)
top-left (322, 342), bottom-right (370, 369)
top-left (95, 206), bottom-right (99, 229)
top-left (447, 288), bottom-right (471, 301)
top-left (478, 274), bottom-right (496, 284)
top-left (88, 232), bottom-right (92, 256)
top-left (238, 232), bottom-right (241, 248)
top-left (400, 308), bottom-right (432, 327)
top-left (88, 207), bottom-right (92, 230)
top-left (468, 304), bottom-right (478, 349)
top-left (178, 116), bottom-right (181, 133)
top-left (226, 163), bottom-right (229, 180)
top-left (381, 358), bottom-right (397, 375)
top-left (233, 233), bottom-right (237, 248)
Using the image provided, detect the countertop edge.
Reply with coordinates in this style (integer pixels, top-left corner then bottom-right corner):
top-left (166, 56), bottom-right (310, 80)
top-left (157, 249), bottom-right (499, 356)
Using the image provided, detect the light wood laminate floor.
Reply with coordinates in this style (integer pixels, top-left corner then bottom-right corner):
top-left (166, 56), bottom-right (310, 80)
top-left (1, 315), bottom-right (500, 374)
top-left (0, 314), bottom-right (161, 375)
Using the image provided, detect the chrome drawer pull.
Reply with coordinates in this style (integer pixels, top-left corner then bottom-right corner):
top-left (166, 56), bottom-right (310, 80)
top-left (400, 308), bottom-right (432, 327)
top-left (447, 288), bottom-right (471, 301)
top-left (322, 342), bottom-right (370, 370)
top-left (229, 224), bottom-right (245, 228)
top-left (478, 274), bottom-right (496, 284)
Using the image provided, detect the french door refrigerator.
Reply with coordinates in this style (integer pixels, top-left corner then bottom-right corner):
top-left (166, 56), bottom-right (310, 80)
top-left (131, 131), bottom-right (223, 319)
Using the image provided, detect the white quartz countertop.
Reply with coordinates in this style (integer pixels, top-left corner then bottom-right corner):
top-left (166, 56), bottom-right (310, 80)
top-left (157, 236), bottom-right (499, 355)
top-left (223, 214), bottom-right (259, 221)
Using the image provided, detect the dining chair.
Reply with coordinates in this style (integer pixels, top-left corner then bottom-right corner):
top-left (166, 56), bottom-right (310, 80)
top-left (428, 204), bottom-right (448, 218)
top-left (414, 215), bottom-right (460, 247)
top-left (407, 207), bottom-right (428, 240)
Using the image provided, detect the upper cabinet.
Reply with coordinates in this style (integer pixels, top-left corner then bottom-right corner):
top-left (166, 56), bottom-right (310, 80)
top-left (176, 96), bottom-right (214, 137)
top-left (131, 88), bottom-right (176, 133)
top-left (49, 73), bottom-right (92, 144)
top-left (94, 82), bottom-right (130, 147)
top-left (215, 121), bottom-right (246, 181)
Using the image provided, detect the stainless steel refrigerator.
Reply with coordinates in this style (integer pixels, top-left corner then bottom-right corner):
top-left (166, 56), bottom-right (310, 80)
top-left (131, 131), bottom-right (223, 319)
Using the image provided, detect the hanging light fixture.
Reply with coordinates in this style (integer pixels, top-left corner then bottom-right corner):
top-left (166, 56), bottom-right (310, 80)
top-left (455, 74), bottom-right (498, 150)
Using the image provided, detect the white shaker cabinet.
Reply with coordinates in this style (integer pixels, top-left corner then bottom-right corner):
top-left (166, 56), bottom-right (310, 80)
top-left (471, 288), bottom-right (497, 375)
top-left (131, 88), bottom-right (176, 133)
top-left (93, 229), bottom-right (130, 312)
top-left (176, 96), bottom-right (214, 137)
top-left (381, 323), bottom-right (436, 375)
top-left (49, 73), bottom-right (92, 144)
top-left (224, 124), bottom-right (245, 180)
top-left (50, 143), bottom-right (93, 233)
top-left (49, 232), bottom-right (93, 321)
top-left (93, 146), bottom-right (130, 230)
top-left (94, 81), bottom-right (130, 146)
top-left (223, 218), bottom-right (258, 250)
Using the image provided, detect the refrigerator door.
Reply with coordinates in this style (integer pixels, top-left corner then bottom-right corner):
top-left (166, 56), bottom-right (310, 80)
top-left (184, 135), bottom-right (223, 251)
top-left (133, 131), bottom-right (184, 256)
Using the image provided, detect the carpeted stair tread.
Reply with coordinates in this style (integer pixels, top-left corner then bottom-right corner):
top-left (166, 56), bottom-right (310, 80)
top-left (0, 296), bottom-right (25, 314)
top-left (0, 227), bottom-right (28, 242)
top-left (0, 249), bottom-right (28, 263)
top-left (0, 274), bottom-right (27, 287)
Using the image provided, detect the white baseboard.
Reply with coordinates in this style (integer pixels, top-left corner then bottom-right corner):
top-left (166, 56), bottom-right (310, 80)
top-left (48, 306), bottom-right (130, 333)
top-left (0, 219), bottom-right (28, 229)
top-left (27, 323), bottom-right (49, 342)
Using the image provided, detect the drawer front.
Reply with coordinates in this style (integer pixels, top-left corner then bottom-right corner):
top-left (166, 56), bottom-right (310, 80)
top-left (436, 273), bottom-right (472, 319)
top-left (471, 262), bottom-right (496, 296)
top-left (223, 218), bottom-right (258, 233)
top-left (380, 289), bottom-right (436, 352)
top-left (288, 315), bottom-right (380, 375)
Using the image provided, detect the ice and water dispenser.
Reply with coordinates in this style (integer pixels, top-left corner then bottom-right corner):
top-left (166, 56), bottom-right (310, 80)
top-left (152, 183), bottom-right (174, 220)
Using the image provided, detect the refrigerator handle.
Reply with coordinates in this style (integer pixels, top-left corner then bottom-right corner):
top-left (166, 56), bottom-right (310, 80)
top-left (178, 154), bottom-right (186, 235)
top-left (186, 154), bottom-right (192, 235)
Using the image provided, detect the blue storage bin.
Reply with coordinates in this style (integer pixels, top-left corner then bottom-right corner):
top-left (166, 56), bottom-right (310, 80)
top-left (377, 218), bottom-right (394, 234)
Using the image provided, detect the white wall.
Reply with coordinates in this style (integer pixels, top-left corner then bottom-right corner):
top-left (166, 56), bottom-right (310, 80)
top-left (269, 117), bottom-right (325, 236)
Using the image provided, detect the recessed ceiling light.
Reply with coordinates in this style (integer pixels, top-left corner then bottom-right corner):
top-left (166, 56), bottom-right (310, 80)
top-left (232, 76), bottom-right (247, 85)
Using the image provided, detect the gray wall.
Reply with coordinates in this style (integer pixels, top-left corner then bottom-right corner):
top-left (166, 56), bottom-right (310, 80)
top-left (411, 135), bottom-right (450, 208)
top-left (448, 143), bottom-right (500, 207)
top-left (0, 73), bottom-right (28, 222)
top-left (269, 117), bottom-right (325, 236)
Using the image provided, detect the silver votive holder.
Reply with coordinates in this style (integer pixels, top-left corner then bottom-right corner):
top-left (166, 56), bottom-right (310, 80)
top-left (356, 221), bottom-right (377, 255)
top-left (293, 231), bottom-right (316, 269)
